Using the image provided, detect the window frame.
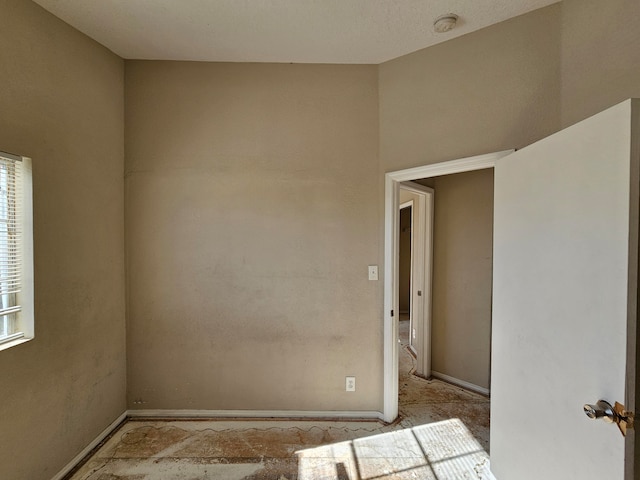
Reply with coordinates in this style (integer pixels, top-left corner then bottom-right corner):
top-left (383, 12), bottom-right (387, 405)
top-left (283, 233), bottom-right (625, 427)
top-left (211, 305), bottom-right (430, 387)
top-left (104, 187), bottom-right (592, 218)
top-left (0, 151), bottom-right (33, 351)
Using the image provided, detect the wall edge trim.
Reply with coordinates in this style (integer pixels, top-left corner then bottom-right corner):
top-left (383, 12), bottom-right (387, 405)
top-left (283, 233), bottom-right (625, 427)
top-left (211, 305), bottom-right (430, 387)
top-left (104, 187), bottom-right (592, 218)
top-left (51, 411), bottom-right (128, 480)
top-left (431, 371), bottom-right (490, 396)
top-left (50, 408), bottom-right (385, 478)
top-left (125, 409), bottom-right (385, 420)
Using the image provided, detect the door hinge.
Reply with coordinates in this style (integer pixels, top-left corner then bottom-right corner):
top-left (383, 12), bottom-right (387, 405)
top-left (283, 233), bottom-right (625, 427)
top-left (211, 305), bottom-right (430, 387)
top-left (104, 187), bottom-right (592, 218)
top-left (614, 402), bottom-right (634, 436)
top-left (390, 310), bottom-right (394, 317)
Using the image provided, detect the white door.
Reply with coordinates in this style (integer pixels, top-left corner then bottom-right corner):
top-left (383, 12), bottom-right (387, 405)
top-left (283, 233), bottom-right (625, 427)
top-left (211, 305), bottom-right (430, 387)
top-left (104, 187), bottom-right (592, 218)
top-left (399, 182), bottom-right (434, 378)
top-left (491, 99), bottom-right (638, 479)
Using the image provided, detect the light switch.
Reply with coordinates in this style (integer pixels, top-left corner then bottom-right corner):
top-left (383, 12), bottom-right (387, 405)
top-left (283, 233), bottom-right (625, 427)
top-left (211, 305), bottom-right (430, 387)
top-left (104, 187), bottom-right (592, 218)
top-left (368, 265), bottom-right (378, 281)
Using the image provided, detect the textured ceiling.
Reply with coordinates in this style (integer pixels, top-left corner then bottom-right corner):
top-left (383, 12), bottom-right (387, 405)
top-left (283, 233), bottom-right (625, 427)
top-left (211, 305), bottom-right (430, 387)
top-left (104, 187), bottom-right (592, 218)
top-left (32, 0), bottom-right (560, 64)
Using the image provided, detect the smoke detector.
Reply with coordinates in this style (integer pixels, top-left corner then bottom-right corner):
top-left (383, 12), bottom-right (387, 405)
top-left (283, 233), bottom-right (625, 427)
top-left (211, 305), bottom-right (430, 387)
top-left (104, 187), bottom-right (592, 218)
top-left (434, 14), bottom-right (459, 33)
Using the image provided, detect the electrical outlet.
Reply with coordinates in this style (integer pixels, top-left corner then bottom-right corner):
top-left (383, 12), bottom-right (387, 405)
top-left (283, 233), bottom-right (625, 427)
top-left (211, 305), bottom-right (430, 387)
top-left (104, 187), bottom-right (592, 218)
top-left (346, 376), bottom-right (356, 392)
top-left (412, 328), bottom-right (416, 339)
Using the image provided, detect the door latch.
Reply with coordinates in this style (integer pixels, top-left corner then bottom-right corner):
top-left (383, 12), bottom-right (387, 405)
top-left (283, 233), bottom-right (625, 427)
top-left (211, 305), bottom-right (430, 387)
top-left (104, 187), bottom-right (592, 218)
top-left (583, 400), bottom-right (634, 436)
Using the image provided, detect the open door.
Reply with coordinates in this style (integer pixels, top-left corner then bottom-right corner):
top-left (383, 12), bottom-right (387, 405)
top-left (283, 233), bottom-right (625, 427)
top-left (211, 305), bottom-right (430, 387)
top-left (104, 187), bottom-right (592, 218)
top-left (399, 182), bottom-right (434, 378)
top-left (491, 99), bottom-right (639, 479)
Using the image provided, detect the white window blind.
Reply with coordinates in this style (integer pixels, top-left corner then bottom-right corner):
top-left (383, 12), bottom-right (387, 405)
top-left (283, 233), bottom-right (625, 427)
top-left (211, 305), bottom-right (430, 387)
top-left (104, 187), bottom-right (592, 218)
top-left (0, 152), bottom-right (22, 343)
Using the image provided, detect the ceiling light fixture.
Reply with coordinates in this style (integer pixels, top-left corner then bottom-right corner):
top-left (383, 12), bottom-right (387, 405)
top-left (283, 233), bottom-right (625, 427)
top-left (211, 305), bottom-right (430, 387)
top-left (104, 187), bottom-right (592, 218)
top-left (433, 14), bottom-right (458, 33)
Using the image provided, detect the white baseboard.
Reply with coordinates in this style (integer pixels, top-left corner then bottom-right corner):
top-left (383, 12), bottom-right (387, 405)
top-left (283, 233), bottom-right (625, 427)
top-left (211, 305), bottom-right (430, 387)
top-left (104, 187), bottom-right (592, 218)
top-left (50, 408), bottom-right (383, 478)
top-left (51, 411), bottom-right (127, 480)
top-left (430, 371), bottom-right (490, 396)
top-left (126, 409), bottom-right (384, 421)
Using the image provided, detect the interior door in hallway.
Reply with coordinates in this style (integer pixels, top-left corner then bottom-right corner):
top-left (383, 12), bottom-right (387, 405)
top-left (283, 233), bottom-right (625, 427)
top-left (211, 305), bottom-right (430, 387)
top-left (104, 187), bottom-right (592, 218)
top-left (399, 182), bottom-right (434, 378)
top-left (491, 99), bottom-right (639, 479)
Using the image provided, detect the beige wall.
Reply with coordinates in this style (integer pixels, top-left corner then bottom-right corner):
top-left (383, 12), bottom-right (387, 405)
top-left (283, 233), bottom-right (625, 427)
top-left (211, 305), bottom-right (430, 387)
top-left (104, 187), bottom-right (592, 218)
top-left (379, 0), bottom-right (640, 394)
top-left (379, 5), bottom-right (561, 392)
top-left (125, 61), bottom-right (381, 411)
top-left (0, 1), bottom-right (125, 479)
top-left (419, 170), bottom-right (494, 390)
top-left (2, 0), bottom-right (640, 476)
top-left (561, 0), bottom-right (640, 127)
top-left (379, 5), bottom-right (562, 173)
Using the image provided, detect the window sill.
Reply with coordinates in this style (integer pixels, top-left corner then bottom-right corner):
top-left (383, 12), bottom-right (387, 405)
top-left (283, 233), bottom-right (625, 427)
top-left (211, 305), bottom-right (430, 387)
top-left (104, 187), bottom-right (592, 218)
top-left (0, 335), bottom-right (32, 352)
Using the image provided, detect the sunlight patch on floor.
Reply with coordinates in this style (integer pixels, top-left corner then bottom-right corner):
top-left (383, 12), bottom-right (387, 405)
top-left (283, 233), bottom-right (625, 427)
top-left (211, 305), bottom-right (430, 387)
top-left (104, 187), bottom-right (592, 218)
top-left (296, 418), bottom-right (494, 480)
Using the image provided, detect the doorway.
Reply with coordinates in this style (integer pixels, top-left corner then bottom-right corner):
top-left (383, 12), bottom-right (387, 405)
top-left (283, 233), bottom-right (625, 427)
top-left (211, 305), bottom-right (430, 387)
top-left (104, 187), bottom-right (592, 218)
top-left (383, 150), bottom-right (514, 423)
top-left (385, 102), bottom-right (640, 479)
top-left (398, 202), bottom-right (413, 346)
top-left (398, 183), bottom-right (434, 377)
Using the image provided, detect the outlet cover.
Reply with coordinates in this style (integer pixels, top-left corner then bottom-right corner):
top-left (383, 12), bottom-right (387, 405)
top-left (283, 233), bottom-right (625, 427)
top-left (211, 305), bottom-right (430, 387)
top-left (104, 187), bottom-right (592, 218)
top-left (368, 265), bottom-right (378, 281)
top-left (346, 376), bottom-right (356, 392)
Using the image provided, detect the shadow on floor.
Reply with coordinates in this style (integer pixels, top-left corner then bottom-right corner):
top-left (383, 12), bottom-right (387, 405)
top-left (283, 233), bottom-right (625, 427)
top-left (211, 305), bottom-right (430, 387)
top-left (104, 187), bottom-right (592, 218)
top-left (296, 418), bottom-right (494, 480)
top-left (67, 321), bottom-right (490, 479)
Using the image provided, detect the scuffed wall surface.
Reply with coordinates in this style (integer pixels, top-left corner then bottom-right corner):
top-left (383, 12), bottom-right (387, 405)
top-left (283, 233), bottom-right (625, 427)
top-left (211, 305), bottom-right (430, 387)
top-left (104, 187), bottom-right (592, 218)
top-left (125, 62), bottom-right (381, 412)
top-left (0, 1), bottom-right (126, 479)
top-left (2, 1), bottom-right (639, 476)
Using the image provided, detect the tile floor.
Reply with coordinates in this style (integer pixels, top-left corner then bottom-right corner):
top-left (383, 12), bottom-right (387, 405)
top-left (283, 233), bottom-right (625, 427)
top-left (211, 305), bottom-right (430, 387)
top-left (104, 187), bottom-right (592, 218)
top-left (66, 320), bottom-right (491, 479)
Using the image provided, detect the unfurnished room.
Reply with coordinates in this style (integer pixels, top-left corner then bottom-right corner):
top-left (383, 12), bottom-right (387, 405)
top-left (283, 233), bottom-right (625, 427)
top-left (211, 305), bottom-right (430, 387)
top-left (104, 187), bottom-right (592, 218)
top-left (1, 0), bottom-right (640, 479)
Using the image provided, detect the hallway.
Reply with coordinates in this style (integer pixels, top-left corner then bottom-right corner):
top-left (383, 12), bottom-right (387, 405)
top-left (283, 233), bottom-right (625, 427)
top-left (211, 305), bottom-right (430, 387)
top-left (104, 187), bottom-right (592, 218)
top-left (397, 320), bottom-right (490, 451)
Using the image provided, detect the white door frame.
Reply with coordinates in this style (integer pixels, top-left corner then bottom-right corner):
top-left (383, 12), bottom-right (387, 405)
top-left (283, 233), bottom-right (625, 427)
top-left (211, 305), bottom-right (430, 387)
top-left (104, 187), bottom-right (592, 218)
top-left (399, 183), bottom-right (434, 375)
top-left (398, 199), bottom-right (415, 353)
top-left (382, 149), bottom-right (514, 423)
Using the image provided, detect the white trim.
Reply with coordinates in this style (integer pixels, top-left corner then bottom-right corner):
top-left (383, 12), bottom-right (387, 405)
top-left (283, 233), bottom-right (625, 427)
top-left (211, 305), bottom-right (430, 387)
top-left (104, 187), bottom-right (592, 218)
top-left (50, 408), bottom-right (385, 477)
top-left (51, 411), bottom-right (127, 480)
top-left (0, 331), bottom-right (23, 344)
top-left (0, 154), bottom-right (33, 350)
top-left (126, 409), bottom-right (384, 420)
top-left (398, 199), bottom-right (414, 346)
top-left (383, 150), bottom-right (513, 423)
top-left (400, 182), bottom-right (434, 379)
top-left (0, 334), bottom-right (29, 352)
top-left (431, 371), bottom-right (490, 396)
top-left (387, 151), bottom-right (509, 183)
top-left (19, 156), bottom-right (34, 339)
top-left (383, 174), bottom-right (400, 423)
